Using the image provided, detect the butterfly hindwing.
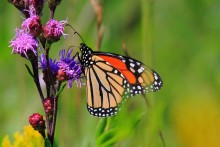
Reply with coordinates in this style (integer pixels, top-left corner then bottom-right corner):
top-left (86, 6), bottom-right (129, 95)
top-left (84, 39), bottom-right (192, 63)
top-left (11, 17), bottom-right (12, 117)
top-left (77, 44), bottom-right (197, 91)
top-left (84, 54), bottom-right (129, 117)
top-left (119, 55), bottom-right (163, 94)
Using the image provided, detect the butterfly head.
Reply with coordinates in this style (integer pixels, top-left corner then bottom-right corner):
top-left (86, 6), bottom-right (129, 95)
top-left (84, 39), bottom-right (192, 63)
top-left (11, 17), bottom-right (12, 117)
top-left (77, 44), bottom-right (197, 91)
top-left (80, 43), bottom-right (91, 51)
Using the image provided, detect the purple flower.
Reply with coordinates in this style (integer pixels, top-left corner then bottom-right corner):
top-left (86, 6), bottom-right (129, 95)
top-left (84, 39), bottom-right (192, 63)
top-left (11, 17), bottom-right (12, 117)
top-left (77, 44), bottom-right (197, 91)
top-left (39, 53), bottom-right (59, 75)
top-left (57, 49), bottom-right (82, 88)
top-left (9, 29), bottom-right (38, 59)
top-left (22, 15), bottom-right (42, 37)
top-left (43, 19), bottom-right (67, 42)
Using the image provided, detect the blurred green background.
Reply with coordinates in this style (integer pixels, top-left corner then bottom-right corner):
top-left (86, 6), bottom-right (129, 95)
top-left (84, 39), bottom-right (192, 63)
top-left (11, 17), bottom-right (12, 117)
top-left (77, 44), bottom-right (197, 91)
top-left (1, 0), bottom-right (220, 146)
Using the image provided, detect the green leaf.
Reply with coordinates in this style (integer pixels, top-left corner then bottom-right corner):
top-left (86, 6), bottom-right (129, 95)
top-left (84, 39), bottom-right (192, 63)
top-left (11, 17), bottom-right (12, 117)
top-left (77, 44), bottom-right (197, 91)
top-left (53, 139), bottom-right (59, 147)
top-left (96, 128), bottom-right (116, 146)
top-left (100, 139), bottom-right (117, 147)
top-left (45, 138), bottom-right (52, 147)
top-left (95, 118), bottom-right (108, 138)
top-left (0, 136), bottom-right (3, 146)
top-left (56, 84), bottom-right (66, 97)
top-left (45, 40), bottom-right (52, 48)
top-left (25, 64), bottom-right (34, 79)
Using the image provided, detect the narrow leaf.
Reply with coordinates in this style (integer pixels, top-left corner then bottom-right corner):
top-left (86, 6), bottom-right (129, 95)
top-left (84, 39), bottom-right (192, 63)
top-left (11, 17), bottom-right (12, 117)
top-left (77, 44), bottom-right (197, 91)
top-left (95, 118), bottom-right (108, 138)
top-left (96, 128), bottom-right (116, 146)
top-left (100, 139), bottom-right (117, 147)
top-left (56, 84), bottom-right (66, 97)
top-left (25, 64), bottom-right (34, 79)
top-left (45, 138), bottom-right (52, 147)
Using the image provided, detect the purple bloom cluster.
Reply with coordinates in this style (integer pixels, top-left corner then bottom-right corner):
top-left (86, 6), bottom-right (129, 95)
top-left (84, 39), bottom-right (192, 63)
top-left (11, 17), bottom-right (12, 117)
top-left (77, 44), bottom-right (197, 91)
top-left (21, 15), bottom-right (42, 37)
top-left (9, 2), bottom-right (67, 58)
top-left (57, 49), bottom-right (82, 88)
top-left (9, 0), bottom-right (82, 87)
top-left (39, 49), bottom-right (82, 88)
top-left (43, 19), bottom-right (68, 42)
top-left (10, 29), bottom-right (38, 58)
top-left (39, 54), bottom-right (59, 75)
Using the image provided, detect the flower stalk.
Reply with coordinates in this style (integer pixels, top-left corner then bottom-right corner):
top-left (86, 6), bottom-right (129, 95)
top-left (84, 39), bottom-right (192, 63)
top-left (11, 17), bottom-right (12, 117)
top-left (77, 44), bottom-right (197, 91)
top-left (8, 0), bottom-right (82, 146)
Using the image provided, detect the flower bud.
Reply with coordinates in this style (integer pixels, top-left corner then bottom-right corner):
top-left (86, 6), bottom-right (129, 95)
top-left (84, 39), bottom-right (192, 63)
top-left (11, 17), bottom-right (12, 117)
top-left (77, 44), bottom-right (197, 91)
top-left (29, 113), bottom-right (45, 131)
top-left (21, 15), bottom-right (42, 37)
top-left (43, 98), bottom-right (54, 115)
top-left (57, 69), bottom-right (67, 82)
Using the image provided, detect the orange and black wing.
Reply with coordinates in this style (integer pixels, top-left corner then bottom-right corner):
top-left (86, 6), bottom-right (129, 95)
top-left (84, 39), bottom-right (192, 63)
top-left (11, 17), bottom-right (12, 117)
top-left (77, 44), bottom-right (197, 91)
top-left (84, 54), bottom-right (128, 117)
top-left (84, 52), bottom-right (162, 117)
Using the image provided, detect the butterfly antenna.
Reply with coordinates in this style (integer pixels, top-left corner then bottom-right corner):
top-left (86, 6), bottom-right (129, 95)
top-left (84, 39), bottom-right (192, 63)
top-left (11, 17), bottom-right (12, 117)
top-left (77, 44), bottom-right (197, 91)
top-left (67, 45), bottom-right (80, 50)
top-left (67, 45), bottom-right (81, 59)
top-left (66, 24), bottom-right (85, 43)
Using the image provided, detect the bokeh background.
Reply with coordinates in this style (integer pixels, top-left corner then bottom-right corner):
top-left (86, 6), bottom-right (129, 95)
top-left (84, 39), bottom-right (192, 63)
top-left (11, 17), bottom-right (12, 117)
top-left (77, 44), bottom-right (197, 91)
top-left (1, 0), bottom-right (220, 146)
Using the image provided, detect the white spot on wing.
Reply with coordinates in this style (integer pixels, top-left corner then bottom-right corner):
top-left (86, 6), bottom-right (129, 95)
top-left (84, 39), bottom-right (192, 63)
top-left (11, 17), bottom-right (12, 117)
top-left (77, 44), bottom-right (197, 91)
top-left (130, 63), bottom-right (135, 67)
top-left (138, 68), bottom-right (144, 73)
top-left (129, 59), bottom-right (133, 62)
top-left (154, 75), bottom-right (158, 80)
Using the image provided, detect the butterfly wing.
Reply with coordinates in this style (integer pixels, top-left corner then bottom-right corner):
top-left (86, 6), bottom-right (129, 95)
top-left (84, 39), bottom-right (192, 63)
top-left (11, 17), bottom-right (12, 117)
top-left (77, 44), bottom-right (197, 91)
top-left (84, 52), bottom-right (162, 117)
top-left (94, 52), bottom-right (163, 95)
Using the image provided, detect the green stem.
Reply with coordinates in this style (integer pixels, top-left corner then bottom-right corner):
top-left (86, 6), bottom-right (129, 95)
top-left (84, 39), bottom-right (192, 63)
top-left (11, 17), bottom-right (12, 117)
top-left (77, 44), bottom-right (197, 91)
top-left (30, 57), bottom-right (44, 104)
top-left (50, 82), bottom-right (62, 146)
top-left (141, 1), bottom-right (166, 147)
top-left (141, 0), bottom-right (154, 66)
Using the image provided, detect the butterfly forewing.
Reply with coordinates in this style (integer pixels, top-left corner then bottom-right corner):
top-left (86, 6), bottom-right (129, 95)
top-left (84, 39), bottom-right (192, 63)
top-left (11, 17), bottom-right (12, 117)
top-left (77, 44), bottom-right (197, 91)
top-left (94, 53), bottom-right (163, 96)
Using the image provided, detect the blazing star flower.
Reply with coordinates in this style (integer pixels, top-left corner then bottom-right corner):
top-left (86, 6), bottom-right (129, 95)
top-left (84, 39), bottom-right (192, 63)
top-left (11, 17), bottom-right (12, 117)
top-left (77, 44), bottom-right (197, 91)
top-left (39, 53), bottom-right (59, 85)
top-left (9, 29), bottom-right (38, 59)
top-left (39, 53), bottom-right (59, 75)
top-left (22, 15), bottom-right (42, 37)
top-left (57, 49), bottom-right (82, 88)
top-left (43, 19), bottom-right (67, 42)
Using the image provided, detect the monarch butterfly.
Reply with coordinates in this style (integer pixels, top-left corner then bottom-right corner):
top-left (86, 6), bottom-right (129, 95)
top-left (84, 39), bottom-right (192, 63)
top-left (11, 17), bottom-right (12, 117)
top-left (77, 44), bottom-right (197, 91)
top-left (79, 43), bottom-right (163, 117)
